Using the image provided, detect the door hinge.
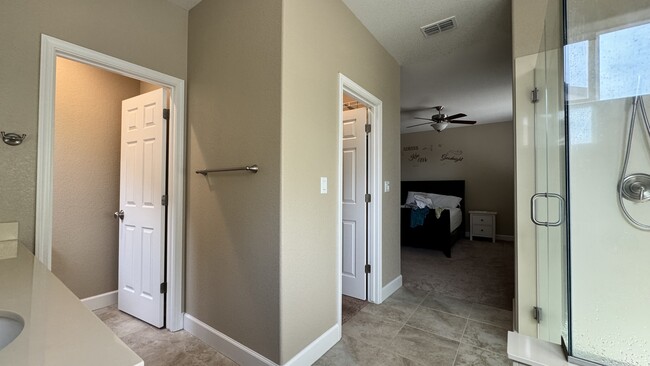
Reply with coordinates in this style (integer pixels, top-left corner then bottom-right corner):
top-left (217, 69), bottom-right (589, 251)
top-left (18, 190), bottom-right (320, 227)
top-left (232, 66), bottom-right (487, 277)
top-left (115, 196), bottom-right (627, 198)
top-left (365, 193), bottom-right (371, 203)
top-left (365, 264), bottom-right (371, 274)
top-left (163, 108), bottom-right (170, 120)
top-left (365, 124), bottom-right (371, 133)
top-left (160, 282), bottom-right (167, 294)
top-left (533, 306), bottom-right (541, 323)
top-left (161, 195), bottom-right (167, 206)
top-left (531, 88), bottom-right (540, 104)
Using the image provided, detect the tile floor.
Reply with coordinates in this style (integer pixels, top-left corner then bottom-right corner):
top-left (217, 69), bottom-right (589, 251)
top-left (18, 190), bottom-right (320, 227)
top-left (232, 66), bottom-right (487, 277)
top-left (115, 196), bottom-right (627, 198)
top-left (93, 306), bottom-right (237, 366)
top-left (316, 239), bottom-right (514, 365)
top-left (315, 287), bottom-right (512, 365)
top-left (95, 239), bottom-right (514, 366)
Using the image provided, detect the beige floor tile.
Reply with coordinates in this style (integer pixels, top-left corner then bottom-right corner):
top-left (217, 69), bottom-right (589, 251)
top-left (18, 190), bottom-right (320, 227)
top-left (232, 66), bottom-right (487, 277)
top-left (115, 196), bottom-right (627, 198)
top-left (389, 287), bottom-right (430, 305)
top-left (389, 325), bottom-right (459, 366)
top-left (315, 334), bottom-right (423, 366)
top-left (469, 304), bottom-right (513, 330)
top-left (420, 293), bottom-right (474, 318)
top-left (406, 307), bottom-right (468, 341)
top-left (343, 311), bottom-right (404, 348)
top-left (94, 305), bottom-right (154, 338)
top-left (94, 306), bottom-right (238, 366)
top-left (461, 320), bottom-right (508, 355)
top-left (361, 297), bottom-right (419, 324)
top-left (453, 343), bottom-right (510, 366)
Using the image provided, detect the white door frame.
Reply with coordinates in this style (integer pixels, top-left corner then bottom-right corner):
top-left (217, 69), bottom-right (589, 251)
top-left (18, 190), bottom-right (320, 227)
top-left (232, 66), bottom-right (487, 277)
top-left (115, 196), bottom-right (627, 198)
top-left (35, 35), bottom-right (185, 331)
top-left (337, 74), bottom-right (383, 326)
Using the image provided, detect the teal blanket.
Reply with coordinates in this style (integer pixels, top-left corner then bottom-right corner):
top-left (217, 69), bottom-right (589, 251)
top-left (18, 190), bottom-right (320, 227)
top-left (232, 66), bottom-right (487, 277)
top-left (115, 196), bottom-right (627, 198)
top-left (410, 207), bottom-right (430, 228)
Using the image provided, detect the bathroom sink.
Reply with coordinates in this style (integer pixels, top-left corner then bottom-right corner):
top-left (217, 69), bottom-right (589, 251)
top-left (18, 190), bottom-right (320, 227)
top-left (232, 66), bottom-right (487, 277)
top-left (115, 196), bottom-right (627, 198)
top-left (0, 311), bottom-right (24, 350)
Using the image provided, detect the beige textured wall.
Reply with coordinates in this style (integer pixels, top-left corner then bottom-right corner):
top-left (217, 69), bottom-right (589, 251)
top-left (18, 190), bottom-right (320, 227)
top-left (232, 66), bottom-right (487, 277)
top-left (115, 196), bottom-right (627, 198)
top-left (186, 0), bottom-right (282, 362)
top-left (0, 0), bottom-right (188, 252)
top-left (280, 0), bottom-right (400, 362)
top-left (52, 58), bottom-right (141, 299)
top-left (400, 122), bottom-right (515, 237)
top-left (512, 0), bottom-right (549, 58)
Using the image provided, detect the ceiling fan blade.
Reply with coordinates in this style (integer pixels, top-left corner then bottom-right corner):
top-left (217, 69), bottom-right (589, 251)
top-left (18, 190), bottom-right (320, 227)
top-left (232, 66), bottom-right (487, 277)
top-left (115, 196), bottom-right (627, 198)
top-left (446, 113), bottom-right (467, 120)
top-left (407, 121), bottom-right (434, 128)
top-left (449, 120), bottom-right (477, 125)
top-left (413, 117), bottom-right (433, 121)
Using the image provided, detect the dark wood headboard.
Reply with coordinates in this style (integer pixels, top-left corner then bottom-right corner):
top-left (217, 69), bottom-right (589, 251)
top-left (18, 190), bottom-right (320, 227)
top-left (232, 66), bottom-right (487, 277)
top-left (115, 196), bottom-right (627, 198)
top-left (401, 180), bottom-right (466, 225)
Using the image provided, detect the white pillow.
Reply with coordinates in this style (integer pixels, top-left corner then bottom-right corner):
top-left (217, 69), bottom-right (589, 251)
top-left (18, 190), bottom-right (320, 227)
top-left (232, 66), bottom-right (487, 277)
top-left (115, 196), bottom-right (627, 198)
top-left (431, 194), bottom-right (462, 209)
top-left (404, 191), bottom-right (424, 205)
top-left (413, 194), bottom-right (434, 209)
top-left (404, 190), bottom-right (462, 209)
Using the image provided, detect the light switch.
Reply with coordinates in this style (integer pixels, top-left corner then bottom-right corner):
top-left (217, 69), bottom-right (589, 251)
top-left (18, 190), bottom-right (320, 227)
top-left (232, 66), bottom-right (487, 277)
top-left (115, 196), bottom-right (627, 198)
top-left (320, 177), bottom-right (328, 194)
top-left (384, 181), bottom-right (390, 192)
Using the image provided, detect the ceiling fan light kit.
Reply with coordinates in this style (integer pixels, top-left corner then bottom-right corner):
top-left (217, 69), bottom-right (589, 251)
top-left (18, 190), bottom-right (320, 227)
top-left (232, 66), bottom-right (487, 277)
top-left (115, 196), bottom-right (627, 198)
top-left (407, 105), bottom-right (477, 132)
top-left (432, 122), bottom-right (448, 132)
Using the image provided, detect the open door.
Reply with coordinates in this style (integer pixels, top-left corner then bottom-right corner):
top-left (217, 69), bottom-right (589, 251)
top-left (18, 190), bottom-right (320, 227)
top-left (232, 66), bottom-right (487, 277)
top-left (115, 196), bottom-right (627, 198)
top-left (342, 107), bottom-right (368, 300)
top-left (117, 88), bottom-right (167, 328)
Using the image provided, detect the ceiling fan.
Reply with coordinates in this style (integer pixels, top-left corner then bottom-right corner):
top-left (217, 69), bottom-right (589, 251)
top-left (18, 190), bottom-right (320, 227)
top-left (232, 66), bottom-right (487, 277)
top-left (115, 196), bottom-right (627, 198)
top-left (407, 106), bottom-right (477, 132)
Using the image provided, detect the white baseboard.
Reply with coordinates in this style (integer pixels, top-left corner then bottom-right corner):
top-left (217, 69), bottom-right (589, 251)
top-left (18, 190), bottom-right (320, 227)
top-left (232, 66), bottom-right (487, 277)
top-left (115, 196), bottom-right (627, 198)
top-left (81, 290), bottom-right (118, 311)
top-left (184, 314), bottom-right (276, 366)
top-left (381, 275), bottom-right (402, 302)
top-left (184, 313), bottom-right (341, 366)
top-left (283, 323), bottom-right (340, 366)
top-left (465, 231), bottom-right (515, 242)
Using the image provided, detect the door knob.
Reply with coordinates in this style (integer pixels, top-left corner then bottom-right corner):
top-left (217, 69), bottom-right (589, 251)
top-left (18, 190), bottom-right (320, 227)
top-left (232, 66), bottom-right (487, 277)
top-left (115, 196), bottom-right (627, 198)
top-left (114, 210), bottom-right (125, 220)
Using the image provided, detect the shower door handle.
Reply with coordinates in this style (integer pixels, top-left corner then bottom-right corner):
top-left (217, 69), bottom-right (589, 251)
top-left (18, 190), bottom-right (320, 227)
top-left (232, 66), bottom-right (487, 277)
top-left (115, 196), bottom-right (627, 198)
top-left (531, 193), bottom-right (565, 227)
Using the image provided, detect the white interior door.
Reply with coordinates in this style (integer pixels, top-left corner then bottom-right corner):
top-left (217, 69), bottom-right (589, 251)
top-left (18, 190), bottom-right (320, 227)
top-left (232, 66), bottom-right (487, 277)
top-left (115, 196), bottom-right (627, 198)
top-left (118, 88), bottom-right (167, 328)
top-left (342, 107), bottom-right (368, 300)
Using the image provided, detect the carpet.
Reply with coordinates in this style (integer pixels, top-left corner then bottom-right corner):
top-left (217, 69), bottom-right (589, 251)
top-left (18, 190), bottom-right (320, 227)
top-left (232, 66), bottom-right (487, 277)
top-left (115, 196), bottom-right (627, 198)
top-left (342, 295), bottom-right (368, 324)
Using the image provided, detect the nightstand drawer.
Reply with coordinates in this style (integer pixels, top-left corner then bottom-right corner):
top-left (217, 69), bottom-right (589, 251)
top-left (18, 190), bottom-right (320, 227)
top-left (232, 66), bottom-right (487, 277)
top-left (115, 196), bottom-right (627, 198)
top-left (472, 224), bottom-right (493, 237)
top-left (473, 214), bottom-right (494, 226)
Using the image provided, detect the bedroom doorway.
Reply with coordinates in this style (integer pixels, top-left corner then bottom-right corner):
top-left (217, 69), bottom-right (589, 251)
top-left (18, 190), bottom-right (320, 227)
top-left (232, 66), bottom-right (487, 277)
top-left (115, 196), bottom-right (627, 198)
top-left (337, 74), bottom-right (384, 326)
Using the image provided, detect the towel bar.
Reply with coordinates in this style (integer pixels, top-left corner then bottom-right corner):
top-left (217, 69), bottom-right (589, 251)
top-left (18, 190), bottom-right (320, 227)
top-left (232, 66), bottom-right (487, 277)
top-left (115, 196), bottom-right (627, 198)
top-left (196, 165), bottom-right (259, 175)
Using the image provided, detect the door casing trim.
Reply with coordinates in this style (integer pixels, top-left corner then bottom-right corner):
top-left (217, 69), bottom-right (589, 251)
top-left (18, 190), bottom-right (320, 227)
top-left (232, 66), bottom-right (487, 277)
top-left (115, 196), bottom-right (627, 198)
top-left (337, 74), bottom-right (383, 328)
top-left (36, 34), bottom-right (186, 331)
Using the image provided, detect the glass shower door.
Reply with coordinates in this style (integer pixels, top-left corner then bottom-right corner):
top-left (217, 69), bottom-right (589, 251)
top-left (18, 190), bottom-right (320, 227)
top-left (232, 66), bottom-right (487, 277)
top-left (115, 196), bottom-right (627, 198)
top-left (532, 0), bottom-right (570, 347)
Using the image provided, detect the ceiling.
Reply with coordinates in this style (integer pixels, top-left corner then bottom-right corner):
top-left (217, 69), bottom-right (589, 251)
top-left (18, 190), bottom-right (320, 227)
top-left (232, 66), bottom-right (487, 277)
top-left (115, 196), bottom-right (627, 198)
top-left (341, 0), bottom-right (513, 134)
top-left (169, 0), bottom-right (513, 134)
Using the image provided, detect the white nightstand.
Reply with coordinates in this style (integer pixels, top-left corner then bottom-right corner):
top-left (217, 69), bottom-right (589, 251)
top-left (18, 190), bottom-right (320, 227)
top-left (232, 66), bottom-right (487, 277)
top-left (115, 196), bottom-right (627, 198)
top-left (469, 211), bottom-right (497, 242)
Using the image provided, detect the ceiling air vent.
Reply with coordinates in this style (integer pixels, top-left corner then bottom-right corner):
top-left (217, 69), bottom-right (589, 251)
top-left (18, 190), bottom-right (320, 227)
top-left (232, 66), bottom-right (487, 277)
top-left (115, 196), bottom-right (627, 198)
top-left (420, 16), bottom-right (457, 38)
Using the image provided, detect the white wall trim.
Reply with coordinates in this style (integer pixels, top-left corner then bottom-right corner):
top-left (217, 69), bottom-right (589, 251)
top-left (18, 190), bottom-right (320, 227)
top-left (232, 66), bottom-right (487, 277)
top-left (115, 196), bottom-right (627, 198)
top-left (381, 275), bottom-right (402, 302)
top-left (338, 74), bottom-right (384, 315)
top-left (465, 231), bottom-right (515, 242)
top-left (81, 290), bottom-right (118, 311)
top-left (184, 314), bottom-right (276, 366)
top-left (36, 34), bottom-right (186, 331)
top-left (282, 323), bottom-right (340, 366)
top-left (184, 314), bottom-right (339, 366)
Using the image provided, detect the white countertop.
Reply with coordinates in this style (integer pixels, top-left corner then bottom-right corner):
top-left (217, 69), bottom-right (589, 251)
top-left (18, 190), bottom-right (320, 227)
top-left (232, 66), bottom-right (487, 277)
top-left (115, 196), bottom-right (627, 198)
top-left (0, 241), bottom-right (143, 366)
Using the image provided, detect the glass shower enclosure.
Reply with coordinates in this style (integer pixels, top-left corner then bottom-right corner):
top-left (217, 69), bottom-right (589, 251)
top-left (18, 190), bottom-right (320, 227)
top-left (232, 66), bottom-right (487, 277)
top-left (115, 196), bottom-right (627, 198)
top-left (526, 1), bottom-right (650, 365)
top-left (565, 1), bottom-right (650, 364)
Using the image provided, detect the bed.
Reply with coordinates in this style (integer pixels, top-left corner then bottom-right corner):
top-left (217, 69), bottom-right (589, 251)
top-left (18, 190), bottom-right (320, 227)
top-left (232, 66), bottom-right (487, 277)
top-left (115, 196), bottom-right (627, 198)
top-left (400, 180), bottom-right (466, 258)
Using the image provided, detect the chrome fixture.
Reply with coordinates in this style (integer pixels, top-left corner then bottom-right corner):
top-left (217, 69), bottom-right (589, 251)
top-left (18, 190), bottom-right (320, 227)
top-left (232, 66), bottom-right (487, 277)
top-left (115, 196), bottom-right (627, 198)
top-left (196, 164), bottom-right (259, 176)
top-left (1, 132), bottom-right (26, 146)
top-left (113, 210), bottom-right (124, 220)
top-left (617, 95), bottom-right (650, 230)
